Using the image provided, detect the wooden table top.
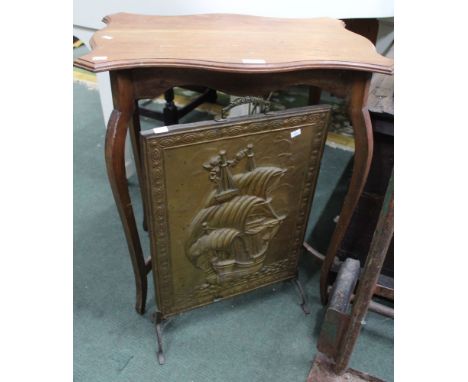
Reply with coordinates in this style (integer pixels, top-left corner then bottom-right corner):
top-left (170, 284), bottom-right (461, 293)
top-left (74, 13), bottom-right (393, 75)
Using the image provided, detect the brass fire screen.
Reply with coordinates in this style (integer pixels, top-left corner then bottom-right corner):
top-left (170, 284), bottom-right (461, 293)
top-left (141, 105), bottom-right (331, 318)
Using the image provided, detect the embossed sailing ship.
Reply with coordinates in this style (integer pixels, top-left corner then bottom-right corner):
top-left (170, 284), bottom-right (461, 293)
top-left (186, 144), bottom-right (287, 285)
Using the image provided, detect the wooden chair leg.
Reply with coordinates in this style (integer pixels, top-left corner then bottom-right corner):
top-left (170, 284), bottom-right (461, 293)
top-left (105, 72), bottom-right (148, 314)
top-left (319, 77), bottom-right (374, 304)
top-left (308, 86), bottom-right (322, 105)
top-left (163, 89), bottom-right (178, 125)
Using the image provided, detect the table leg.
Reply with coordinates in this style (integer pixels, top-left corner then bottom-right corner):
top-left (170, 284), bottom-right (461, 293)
top-left (128, 101), bottom-right (149, 231)
top-left (319, 78), bottom-right (374, 304)
top-left (105, 107), bottom-right (148, 314)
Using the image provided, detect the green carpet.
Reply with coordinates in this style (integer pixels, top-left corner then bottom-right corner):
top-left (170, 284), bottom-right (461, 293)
top-left (73, 76), bottom-right (393, 381)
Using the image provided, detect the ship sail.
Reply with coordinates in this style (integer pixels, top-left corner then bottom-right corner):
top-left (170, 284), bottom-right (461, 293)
top-left (188, 228), bottom-right (242, 272)
top-left (234, 167), bottom-right (285, 199)
top-left (205, 166), bottom-right (285, 206)
top-left (188, 195), bottom-right (266, 249)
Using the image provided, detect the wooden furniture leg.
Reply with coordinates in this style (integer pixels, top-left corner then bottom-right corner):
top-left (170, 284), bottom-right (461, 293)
top-left (128, 101), bottom-right (149, 232)
top-left (308, 86), bottom-right (322, 105)
top-left (106, 71), bottom-right (148, 314)
top-left (320, 77), bottom-right (374, 304)
top-left (334, 172), bottom-right (393, 375)
top-left (163, 88), bottom-right (178, 125)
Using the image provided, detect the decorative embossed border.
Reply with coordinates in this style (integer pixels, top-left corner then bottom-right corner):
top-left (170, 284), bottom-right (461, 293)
top-left (141, 106), bottom-right (331, 318)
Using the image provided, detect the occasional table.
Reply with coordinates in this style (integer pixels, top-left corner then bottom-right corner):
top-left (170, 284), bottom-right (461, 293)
top-left (74, 13), bottom-right (393, 314)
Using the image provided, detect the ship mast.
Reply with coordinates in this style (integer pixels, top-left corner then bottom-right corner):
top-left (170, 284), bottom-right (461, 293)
top-left (215, 150), bottom-right (239, 203)
top-left (246, 144), bottom-right (256, 172)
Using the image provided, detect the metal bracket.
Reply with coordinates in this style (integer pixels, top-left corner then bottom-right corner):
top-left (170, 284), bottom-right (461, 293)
top-left (292, 278), bottom-right (311, 315)
top-left (215, 96), bottom-right (274, 120)
top-left (153, 311), bottom-right (167, 365)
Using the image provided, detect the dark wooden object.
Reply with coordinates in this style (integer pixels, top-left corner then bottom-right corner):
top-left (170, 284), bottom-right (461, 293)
top-left (335, 172), bottom-right (394, 374)
top-left (338, 114), bottom-right (394, 278)
top-left (304, 112), bottom-right (394, 303)
top-left (74, 13), bottom-right (393, 314)
top-left (310, 172), bottom-right (394, 381)
top-left (343, 18), bottom-right (379, 45)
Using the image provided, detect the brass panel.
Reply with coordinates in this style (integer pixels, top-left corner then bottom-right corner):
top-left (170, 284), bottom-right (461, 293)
top-left (141, 105), bottom-right (331, 318)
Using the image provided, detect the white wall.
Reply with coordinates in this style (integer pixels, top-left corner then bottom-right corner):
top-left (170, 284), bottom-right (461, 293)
top-left (74, 0), bottom-right (394, 30)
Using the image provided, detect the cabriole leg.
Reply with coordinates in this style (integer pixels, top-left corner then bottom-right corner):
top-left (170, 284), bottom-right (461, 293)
top-left (106, 71), bottom-right (148, 314)
top-left (319, 76), bottom-right (374, 305)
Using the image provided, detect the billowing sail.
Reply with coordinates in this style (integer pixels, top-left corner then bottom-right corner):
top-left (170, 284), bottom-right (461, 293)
top-left (187, 195), bottom-right (265, 249)
top-left (204, 166), bottom-right (285, 207)
top-left (234, 166), bottom-right (285, 199)
top-left (188, 228), bottom-right (242, 272)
